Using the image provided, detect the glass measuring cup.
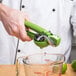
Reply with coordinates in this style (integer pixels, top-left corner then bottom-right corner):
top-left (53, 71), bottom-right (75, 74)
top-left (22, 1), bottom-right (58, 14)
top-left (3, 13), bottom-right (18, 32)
top-left (17, 53), bottom-right (65, 76)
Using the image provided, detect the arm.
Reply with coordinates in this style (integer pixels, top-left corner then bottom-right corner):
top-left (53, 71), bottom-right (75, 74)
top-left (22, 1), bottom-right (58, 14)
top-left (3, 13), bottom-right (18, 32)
top-left (0, 3), bottom-right (31, 41)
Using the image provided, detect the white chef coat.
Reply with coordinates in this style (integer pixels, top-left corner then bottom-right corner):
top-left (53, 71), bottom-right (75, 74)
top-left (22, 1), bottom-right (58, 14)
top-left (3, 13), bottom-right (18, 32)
top-left (0, 0), bottom-right (75, 64)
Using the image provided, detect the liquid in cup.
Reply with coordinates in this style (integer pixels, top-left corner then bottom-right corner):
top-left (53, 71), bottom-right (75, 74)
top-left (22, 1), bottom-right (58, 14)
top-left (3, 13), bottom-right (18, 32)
top-left (17, 53), bottom-right (65, 76)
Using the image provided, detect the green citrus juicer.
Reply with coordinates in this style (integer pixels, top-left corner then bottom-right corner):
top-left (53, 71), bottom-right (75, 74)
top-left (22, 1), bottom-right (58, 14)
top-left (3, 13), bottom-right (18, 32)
top-left (24, 21), bottom-right (61, 48)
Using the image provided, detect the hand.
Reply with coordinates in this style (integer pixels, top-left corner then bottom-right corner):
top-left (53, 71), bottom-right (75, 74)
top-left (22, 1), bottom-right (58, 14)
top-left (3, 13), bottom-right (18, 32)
top-left (0, 4), bottom-right (31, 41)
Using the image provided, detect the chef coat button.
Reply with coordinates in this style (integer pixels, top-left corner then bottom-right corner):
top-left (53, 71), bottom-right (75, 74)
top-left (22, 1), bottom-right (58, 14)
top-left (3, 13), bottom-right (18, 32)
top-left (22, 5), bottom-right (25, 8)
top-left (52, 8), bottom-right (56, 12)
top-left (18, 49), bottom-right (21, 52)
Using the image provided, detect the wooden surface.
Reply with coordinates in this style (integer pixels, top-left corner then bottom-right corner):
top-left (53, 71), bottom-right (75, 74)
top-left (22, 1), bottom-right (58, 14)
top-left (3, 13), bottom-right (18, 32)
top-left (0, 64), bottom-right (76, 76)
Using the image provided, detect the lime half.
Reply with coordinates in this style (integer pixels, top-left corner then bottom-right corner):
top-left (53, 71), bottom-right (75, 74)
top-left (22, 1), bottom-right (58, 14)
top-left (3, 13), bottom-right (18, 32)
top-left (71, 60), bottom-right (76, 72)
top-left (62, 63), bottom-right (67, 74)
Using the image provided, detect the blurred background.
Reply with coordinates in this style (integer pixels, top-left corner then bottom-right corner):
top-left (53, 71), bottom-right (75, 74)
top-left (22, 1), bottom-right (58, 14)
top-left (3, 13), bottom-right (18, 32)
top-left (70, 36), bottom-right (76, 62)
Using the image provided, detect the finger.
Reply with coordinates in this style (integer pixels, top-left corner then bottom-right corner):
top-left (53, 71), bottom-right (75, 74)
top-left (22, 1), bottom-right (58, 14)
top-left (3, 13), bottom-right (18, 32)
top-left (3, 23), bottom-right (15, 36)
top-left (9, 24), bottom-right (20, 38)
top-left (1, 20), bottom-right (11, 35)
top-left (4, 24), bottom-right (17, 37)
top-left (4, 25), bottom-right (10, 34)
top-left (19, 21), bottom-right (32, 41)
top-left (8, 27), bottom-right (15, 36)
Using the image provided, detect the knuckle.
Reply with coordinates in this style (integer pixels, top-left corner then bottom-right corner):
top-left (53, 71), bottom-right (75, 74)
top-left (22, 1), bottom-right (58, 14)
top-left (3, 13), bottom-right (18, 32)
top-left (9, 32), bottom-right (14, 36)
top-left (21, 37), bottom-right (31, 42)
top-left (21, 38), bottom-right (26, 41)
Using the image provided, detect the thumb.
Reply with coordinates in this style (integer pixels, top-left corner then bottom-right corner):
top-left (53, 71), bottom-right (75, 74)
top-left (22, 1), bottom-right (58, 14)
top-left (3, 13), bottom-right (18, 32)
top-left (24, 12), bottom-right (30, 21)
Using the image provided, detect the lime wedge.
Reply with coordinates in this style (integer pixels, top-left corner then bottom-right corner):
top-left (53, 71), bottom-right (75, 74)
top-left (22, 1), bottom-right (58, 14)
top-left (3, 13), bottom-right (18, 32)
top-left (62, 63), bottom-right (67, 74)
top-left (71, 60), bottom-right (76, 72)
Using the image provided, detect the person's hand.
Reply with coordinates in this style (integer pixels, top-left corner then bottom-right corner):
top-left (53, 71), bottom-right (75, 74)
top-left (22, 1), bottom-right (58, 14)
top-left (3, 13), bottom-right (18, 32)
top-left (0, 4), bottom-right (31, 41)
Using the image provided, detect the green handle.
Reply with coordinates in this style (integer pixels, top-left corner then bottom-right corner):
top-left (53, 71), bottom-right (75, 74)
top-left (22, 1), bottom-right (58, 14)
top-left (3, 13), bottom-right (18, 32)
top-left (24, 21), bottom-right (51, 35)
top-left (26, 30), bottom-right (35, 39)
top-left (48, 35), bottom-right (61, 46)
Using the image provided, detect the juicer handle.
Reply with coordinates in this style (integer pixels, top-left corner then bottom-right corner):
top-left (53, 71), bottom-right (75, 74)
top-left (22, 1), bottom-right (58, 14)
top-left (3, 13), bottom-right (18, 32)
top-left (26, 30), bottom-right (35, 39)
top-left (24, 20), bottom-right (51, 35)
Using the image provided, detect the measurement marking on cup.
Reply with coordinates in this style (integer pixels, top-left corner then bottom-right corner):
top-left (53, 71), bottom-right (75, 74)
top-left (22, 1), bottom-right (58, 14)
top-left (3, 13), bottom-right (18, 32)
top-left (34, 72), bottom-right (43, 76)
top-left (46, 71), bottom-right (52, 76)
top-left (34, 71), bottom-right (52, 76)
top-left (45, 59), bottom-right (50, 62)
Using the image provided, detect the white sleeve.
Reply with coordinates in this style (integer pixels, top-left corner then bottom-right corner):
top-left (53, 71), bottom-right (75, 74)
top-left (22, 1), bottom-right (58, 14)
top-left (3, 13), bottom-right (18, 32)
top-left (71, 1), bottom-right (76, 37)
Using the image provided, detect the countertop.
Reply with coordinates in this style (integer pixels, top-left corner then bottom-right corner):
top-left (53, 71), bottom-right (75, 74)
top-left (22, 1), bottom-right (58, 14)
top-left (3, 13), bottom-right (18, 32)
top-left (0, 64), bottom-right (76, 76)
